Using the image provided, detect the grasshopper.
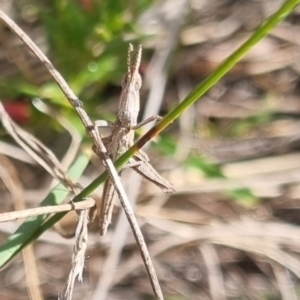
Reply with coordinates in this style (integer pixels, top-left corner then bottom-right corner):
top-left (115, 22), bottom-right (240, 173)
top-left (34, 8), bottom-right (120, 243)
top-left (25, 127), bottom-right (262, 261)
top-left (97, 44), bottom-right (174, 236)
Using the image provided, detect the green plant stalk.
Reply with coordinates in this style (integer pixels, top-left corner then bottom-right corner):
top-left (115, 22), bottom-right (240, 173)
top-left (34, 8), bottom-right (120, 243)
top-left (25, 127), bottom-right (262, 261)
top-left (30, 0), bottom-right (300, 235)
top-left (135, 0), bottom-right (300, 153)
top-left (90, 0), bottom-right (300, 188)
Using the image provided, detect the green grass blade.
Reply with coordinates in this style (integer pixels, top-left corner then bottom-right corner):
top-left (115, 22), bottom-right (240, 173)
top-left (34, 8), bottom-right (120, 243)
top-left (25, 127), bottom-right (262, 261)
top-left (87, 0), bottom-right (300, 188)
top-left (134, 0), bottom-right (300, 153)
top-left (0, 153), bottom-right (90, 268)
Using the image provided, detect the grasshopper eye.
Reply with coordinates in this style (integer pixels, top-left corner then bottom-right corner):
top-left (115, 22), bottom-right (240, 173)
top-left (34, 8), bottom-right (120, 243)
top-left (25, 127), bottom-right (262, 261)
top-left (134, 74), bottom-right (142, 90)
top-left (121, 73), bottom-right (142, 90)
top-left (121, 73), bottom-right (129, 88)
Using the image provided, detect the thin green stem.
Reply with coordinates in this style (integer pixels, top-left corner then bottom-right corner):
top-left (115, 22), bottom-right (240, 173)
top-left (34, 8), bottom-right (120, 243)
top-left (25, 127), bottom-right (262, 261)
top-left (92, 0), bottom-right (300, 187)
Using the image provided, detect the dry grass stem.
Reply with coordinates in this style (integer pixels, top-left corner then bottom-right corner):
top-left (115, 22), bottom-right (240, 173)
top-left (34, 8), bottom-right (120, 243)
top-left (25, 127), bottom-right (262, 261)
top-left (200, 243), bottom-right (225, 300)
top-left (62, 209), bottom-right (89, 300)
top-left (0, 101), bottom-right (78, 193)
top-left (0, 198), bottom-right (95, 222)
top-left (0, 155), bottom-right (43, 300)
top-left (32, 98), bottom-right (82, 174)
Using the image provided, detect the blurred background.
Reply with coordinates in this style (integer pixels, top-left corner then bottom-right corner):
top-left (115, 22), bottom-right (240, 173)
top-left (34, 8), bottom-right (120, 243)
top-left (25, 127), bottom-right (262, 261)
top-left (1, 0), bottom-right (300, 299)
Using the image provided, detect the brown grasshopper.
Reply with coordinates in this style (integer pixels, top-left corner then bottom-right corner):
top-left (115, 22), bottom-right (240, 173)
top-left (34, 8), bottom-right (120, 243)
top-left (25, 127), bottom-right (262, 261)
top-left (97, 44), bottom-right (174, 236)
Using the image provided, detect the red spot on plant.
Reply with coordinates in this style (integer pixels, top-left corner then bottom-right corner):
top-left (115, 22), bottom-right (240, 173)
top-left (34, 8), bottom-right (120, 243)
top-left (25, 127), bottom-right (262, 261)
top-left (3, 101), bottom-right (31, 124)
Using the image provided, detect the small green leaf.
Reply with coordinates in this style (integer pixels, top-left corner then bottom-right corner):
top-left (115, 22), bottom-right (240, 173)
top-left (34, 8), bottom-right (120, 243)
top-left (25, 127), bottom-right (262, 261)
top-left (226, 188), bottom-right (258, 208)
top-left (186, 155), bottom-right (224, 178)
